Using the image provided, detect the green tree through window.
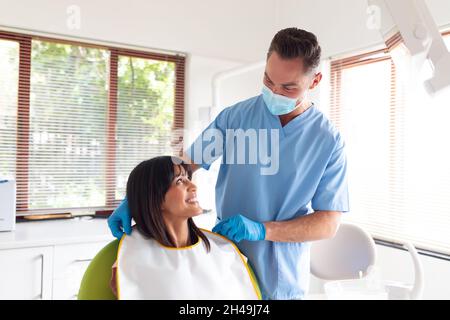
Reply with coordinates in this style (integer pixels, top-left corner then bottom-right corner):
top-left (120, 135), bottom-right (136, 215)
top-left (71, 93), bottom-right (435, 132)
top-left (116, 56), bottom-right (175, 199)
top-left (0, 32), bottom-right (183, 213)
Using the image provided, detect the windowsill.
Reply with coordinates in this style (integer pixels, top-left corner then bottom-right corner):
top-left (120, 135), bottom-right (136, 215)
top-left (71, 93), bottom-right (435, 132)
top-left (374, 238), bottom-right (450, 262)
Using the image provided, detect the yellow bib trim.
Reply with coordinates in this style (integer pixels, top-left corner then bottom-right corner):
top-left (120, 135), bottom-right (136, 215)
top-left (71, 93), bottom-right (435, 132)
top-left (116, 229), bottom-right (262, 300)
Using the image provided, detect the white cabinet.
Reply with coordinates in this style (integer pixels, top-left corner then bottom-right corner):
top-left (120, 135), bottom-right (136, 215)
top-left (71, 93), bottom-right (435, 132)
top-left (0, 246), bottom-right (53, 300)
top-left (52, 241), bottom-right (110, 300)
top-left (0, 218), bottom-right (114, 300)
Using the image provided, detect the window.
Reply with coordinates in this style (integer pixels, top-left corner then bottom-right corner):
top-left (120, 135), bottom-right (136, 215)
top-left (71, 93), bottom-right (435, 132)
top-left (0, 39), bottom-right (19, 180)
top-left (0, 30), bottom-right (185, 215)
top-left (115, 55), bottom-right (176, 200)
top-left (29, 40), bottom-right (109, 210)
top-left (329, 32), bottom-right (450, 255)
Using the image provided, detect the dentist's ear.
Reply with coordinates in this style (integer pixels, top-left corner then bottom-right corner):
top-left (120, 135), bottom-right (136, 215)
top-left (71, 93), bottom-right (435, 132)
top-left (309, 72), bottom-right (323, 90)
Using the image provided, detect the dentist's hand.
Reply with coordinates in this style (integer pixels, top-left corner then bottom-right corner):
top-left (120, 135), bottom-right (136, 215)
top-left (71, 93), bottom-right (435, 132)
top-left (108, 198), bottom-right (132, 239)
top-left (212, 214), bottom-right (266, 243)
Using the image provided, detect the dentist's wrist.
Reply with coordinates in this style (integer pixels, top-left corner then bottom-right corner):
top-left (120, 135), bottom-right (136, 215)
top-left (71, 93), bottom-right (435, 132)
top-left (260, 222), bottom-right (267, 241)
top-left (263, 221), bottom-right (275, 241)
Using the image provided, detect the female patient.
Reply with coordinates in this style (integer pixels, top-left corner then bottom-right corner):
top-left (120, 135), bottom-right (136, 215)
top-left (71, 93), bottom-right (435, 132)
top-left (110, 156), bottom-right (260, 300)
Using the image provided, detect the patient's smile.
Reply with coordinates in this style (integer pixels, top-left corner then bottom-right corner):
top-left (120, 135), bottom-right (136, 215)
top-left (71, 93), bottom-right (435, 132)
top-left (185, 195), bottom-right (198, 204)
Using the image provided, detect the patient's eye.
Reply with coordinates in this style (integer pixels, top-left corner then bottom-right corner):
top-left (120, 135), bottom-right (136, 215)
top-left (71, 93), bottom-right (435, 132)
top-left (176, 176), bottom-right (190, 185)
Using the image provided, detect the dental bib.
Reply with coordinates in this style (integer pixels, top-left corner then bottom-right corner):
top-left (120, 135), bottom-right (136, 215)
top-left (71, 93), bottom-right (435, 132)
top-left (116, 228), bottom-right (261, 300)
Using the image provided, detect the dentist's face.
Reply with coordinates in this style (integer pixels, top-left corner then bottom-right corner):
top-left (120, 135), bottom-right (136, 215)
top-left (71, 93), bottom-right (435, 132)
top-left (264, 51), bottom-right (322, 103)
top-left (161, 165), bottom-right (203, 220)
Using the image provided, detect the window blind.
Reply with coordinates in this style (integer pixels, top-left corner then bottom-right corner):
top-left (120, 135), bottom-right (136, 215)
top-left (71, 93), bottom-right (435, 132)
top-left (330, 32), bottom-right (450, 255)
top-left (0, 30), bottom-right (185, 216)
top-left (115, 54), bottom-right (177, 200)
top-left (0, 38), bottom-right (19, 181)
top-left (28, 40), bottom-right (110, 211)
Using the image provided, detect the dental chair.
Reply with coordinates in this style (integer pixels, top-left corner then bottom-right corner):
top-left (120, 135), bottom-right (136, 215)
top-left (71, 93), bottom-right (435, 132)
top-left (311, 223), bottom-right (377, 281)
top-left (310, 223), bottom-right (424, 300)
top-left (78, 240), bottom-right (118, 300)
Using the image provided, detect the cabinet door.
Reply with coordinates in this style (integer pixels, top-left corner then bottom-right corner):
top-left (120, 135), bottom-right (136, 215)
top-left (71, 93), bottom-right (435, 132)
top-left (53, 241), bottom-right (111, 300)
top-left (0, 246), bottom-right (53, 300)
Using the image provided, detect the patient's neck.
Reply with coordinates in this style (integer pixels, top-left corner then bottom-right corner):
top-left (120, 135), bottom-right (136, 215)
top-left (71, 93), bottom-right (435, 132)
top-left (163, 217), bottom-right (192, 248)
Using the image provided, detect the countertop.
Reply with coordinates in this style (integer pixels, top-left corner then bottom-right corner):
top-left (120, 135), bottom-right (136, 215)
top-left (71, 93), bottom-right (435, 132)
top-left (0, 217), bottom-right (115, 250)
top-left (0, 211), bottom-right (216, 250)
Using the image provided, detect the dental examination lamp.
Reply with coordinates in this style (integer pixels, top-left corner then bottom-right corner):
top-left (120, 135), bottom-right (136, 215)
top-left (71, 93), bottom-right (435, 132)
top-left (369, 0), bottom-right (450, 96)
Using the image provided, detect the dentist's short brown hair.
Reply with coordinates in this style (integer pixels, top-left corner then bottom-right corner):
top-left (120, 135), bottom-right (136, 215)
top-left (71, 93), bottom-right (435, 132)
top-left (267, 27), bottom-right (322, 73)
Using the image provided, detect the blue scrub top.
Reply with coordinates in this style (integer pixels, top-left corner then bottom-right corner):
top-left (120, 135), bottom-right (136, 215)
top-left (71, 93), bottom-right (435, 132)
top-left (186, 95), bottom-right (349, 300)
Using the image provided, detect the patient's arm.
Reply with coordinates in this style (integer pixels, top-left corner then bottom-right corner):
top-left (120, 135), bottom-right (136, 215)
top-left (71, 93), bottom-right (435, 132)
top-left (110, 260), bottom-right (118, 298)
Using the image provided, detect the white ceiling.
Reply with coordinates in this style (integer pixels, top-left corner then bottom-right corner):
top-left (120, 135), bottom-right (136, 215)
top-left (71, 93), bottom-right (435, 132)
top-left (0, 0), bottom-right (449, 62)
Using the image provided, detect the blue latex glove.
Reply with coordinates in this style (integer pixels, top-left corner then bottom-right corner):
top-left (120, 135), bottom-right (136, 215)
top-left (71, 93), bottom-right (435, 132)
top-left (108, 198), bottom-right (132, 240)
top-left (212, 214), bottom-right (266, 243)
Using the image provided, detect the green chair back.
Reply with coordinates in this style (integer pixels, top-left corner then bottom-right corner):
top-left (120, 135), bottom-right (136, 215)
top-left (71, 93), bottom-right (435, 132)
top-left (78, 240), bottom-right (119, 300)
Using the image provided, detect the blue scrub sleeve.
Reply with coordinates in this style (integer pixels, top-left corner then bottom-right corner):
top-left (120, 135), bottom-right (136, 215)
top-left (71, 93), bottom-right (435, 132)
top-left (185, 107), bottom-right (229, 171)
top-left (311, 142), bottom-right (350, 213)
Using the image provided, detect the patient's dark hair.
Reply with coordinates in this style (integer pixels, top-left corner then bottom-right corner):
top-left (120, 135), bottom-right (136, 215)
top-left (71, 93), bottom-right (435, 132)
top-left (126, 156), bottom-right (210, 252)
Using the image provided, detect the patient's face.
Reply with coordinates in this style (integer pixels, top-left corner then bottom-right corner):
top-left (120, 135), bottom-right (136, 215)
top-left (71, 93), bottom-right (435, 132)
top-left (161, 165), bottom-right (203, 219)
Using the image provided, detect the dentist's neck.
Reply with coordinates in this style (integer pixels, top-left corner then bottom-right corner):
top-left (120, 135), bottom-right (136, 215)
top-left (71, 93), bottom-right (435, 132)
top-left (279, 99), bottom-right (312, 127)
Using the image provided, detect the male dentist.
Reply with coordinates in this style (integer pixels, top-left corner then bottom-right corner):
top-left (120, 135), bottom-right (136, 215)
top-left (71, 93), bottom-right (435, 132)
top-left (108, 28), bottom-right (349, 300)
